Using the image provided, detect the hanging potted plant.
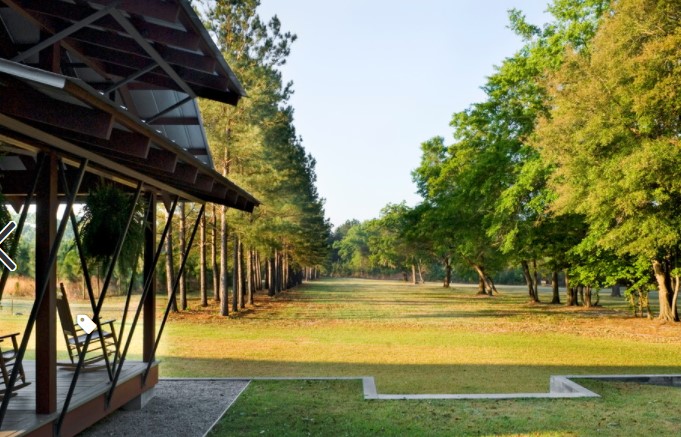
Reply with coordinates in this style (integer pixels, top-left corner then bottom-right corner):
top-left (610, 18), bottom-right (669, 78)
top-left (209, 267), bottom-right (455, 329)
top-left (80, 182), bottom-right (145, 278)
top-left (0, 187), bottom-right (11, 253)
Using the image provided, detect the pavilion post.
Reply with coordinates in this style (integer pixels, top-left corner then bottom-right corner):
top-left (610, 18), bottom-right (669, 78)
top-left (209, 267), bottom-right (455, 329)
top-left (143, 193), bottom-right (157, 362)
top-left (35, 152), bottom-right (58, 414)
top-left (142, 204), bottom-right (204, 384)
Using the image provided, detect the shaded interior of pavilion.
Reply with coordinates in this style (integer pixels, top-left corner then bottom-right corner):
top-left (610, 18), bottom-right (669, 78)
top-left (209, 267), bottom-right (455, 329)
top-left (0, 1), bottom-right (257, 435)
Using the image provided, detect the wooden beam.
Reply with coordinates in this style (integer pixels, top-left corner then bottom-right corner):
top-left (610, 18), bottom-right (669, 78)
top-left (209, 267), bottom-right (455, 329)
top-left (20, 5), bottom-right (200, 52)
top-left (143, 195), bottom-right (156, 362)
top-left (0, 12), bottom-right (19, 58)
top-left (12, 2), bottom-right (119, 63)
top-left (124, 80), bottom-right (241, 106)
top-left (94, 0), bottom-right (181, 23)
top-left (147, 147), bottom-right (177, 172)
top-left (63, 34), bottom-right (216, 76)
top-left (211, 184), bottom-right (228, 199)
top-left (194, 174), bottom-right (214, 192)
top-left (58, 364), bottom-right (159, 436)
top-left (0, 114), bottom-right (204, 204)
top-left (25, 123), bottom-right (152, 159)
top-left (0, 79), bottom-right (114, 139)
top-left (110, 9), bottom-right (196, 97)
top-left (35, 151), bottom-right (57, 414)
top-left (183, 147), bottom-right (209, 155)
top-left (68, 131), bottom-right (151, 159)
top-left (148, 116), bottom-right (200, 126)
top-left (1, 0), bottom-right (113, 80)
top-left (65, 27), bottom-right (216, 73)
top-left (174, 162), bottom-right (199, 184)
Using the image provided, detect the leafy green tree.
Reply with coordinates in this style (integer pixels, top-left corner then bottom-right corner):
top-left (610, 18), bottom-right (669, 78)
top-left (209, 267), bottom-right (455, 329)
top-left (329, 220), bottom-right (360, 277)
top-left (368, 203), bottom-right (427, 284)
top-left (413, 123), bottom-right (508, 295)
top-left (534, 0), bottom-right (681, 321)
top-left (334, 221), bottom-right (375, 277)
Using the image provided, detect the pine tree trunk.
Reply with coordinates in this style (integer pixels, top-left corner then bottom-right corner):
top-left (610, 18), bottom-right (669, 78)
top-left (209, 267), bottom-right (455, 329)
top-left (239, 241), bottom-right (246, 309)
top-left (277, 250), bottom-right (283, 293)
top-left (220, 205), bottom-right (228, 316)
top-left (255, 251), bottom-right (262, 291)
top-left (551, 270), bottom-right (560, 304)
top-left (417, 260), bottom-right (424, 284)
top-left (200, 212), bottom-right (207, 307)
top-left (165, 220), bottom-right (177, 312)
top-left (283, 249), bottom-right (289, 290)
top-left (248, 249), bottom-right (255, 305)
top-left (267, 255), bottom-right (275, 296)
top-left (212, 205), bottom-right (219, 302)
top-left (179, 202), bottom-right (187, 311)
top-left (233, 235), bottom-right (239, 313)
top-left (411, 264), bottom-right (417, 284)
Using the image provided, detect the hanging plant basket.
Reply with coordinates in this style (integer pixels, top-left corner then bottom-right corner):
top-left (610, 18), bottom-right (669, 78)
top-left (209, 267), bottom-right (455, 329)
top-left (80, 182), bottom-right (145, 272)
top-left (0, 188), bottom-right (11, 253)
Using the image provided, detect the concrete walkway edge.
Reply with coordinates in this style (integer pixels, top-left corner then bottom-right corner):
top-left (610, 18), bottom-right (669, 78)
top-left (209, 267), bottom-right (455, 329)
top-left (166, 373), bottom-right (681, 404)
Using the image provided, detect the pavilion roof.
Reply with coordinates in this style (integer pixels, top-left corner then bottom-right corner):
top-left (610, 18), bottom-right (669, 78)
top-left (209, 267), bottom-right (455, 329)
top-left (0, 59), bottom-right (258, 211)
top-left (0, 0), bottom-right (258, 211)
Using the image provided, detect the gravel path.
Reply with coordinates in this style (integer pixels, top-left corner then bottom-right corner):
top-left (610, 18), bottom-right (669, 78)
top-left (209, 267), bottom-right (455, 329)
top-left (78, 379), bottom-right (250, 437)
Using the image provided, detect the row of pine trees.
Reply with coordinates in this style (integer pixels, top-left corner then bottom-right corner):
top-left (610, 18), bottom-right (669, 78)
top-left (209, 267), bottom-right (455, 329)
top-left (162, 1), bottom-right (330, 315)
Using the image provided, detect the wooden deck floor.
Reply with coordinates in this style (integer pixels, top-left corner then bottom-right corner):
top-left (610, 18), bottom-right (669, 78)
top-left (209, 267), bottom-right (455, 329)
top-left (0, 361), bottom-right (156, 437)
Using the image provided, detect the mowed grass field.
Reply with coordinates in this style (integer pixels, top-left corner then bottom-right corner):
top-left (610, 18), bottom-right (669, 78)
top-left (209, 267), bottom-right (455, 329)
top-left (211, 379), bottom-right (681, 436)
top-left (3, 278), bottom-right (679, 393)
top-left (3, 278), bottom-right (681, 435)
top-left (156, 278), bottom-right (680, 394)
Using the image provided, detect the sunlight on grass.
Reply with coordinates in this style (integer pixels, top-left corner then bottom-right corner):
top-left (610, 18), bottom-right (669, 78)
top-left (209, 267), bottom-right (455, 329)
top-left (3, 278), bottom-right (680, 394)
top-left (157, 279), bottom-right (681, 394)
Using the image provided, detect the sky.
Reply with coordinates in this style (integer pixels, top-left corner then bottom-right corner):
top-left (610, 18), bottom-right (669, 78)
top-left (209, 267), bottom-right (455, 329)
top-left (257, 1), bottom-right (552, 228)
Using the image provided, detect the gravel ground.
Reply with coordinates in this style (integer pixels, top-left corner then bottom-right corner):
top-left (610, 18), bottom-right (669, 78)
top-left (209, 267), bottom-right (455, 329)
top-left (78, 379), bottom-right (250, 437)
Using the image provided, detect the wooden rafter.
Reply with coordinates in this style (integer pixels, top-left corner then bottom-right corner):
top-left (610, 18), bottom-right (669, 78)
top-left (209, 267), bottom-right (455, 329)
top-left (0, 79), bottom-right (114, 139)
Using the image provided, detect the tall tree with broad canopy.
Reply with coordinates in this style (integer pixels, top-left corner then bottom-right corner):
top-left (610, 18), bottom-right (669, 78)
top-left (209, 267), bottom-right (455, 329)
top-left (533, 0), bottom-right (681, 321)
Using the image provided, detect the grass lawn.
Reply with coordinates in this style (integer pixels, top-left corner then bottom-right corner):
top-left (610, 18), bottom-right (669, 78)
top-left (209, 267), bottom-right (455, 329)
top-left (157, 279), bottom-right (680, 394)
top-left (3, 278), bottom-right (678, 392)
top-left (3, 278), bottom-right (680, 435)
top-left (210, 379), bottom-right (681, 436)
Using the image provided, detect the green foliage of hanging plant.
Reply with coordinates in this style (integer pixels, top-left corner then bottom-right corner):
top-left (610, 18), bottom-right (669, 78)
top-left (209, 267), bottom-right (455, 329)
top-left (0, 192), bottom-right (10, 226)
top-left (80, 183), bottom-right (145, 273)
top-left (0, 189), bottom-right (11, 252)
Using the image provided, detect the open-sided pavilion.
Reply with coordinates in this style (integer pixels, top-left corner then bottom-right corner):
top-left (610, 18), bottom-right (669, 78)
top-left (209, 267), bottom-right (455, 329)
top-left (0, 1), bottom-right (257, 435)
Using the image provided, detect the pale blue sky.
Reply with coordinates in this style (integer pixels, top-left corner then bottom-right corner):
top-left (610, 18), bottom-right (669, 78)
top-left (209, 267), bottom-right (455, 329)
top-left (257, 1), bottom-right (552, 228)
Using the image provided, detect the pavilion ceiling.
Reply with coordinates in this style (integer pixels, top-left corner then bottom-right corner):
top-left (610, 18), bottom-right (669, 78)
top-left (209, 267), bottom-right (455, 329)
top-left (0, 0), bottom-right (259, 211)
top-left (0, 59), bottom-right (258, 211)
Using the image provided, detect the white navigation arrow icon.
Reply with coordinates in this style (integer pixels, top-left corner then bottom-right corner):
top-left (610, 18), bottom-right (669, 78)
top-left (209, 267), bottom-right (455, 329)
top-left (76, 315), bottom-right (97, 335)
top-left (0, 221), bottom-right (17, 271)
